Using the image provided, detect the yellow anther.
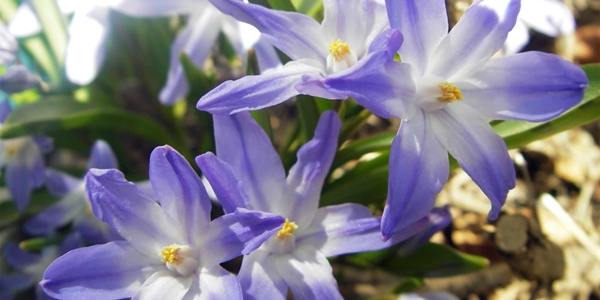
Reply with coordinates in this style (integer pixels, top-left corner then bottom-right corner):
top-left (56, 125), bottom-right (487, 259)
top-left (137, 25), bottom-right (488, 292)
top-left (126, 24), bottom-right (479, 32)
top-left (437, 83), bottom-right (463, 103)
top-left (276, 219), bottom-right (298, 239)
top-left (160, 245), bottom-right (182, 265)
top-left (328, 39), bottom-right (351, 62)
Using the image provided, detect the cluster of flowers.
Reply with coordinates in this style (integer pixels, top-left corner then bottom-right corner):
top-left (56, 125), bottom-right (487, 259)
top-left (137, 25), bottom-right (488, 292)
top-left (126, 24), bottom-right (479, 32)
top-left (0, 0), bottom-right (588, 298)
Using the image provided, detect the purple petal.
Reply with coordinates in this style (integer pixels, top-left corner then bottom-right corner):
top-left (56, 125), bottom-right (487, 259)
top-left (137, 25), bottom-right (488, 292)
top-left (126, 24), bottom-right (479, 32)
top-left (32, 136), bottom-right (53, 153)
top-left (198, 208), bottom-right (284, 269)
top-left (197, 61), bottom-right (323, 115)
top-left (41, 241), bottom-right (162, 300)
top-left (284, 111), bottom-right (340, 228)
top-left (386, 0), bottom-right (449, 75)
top-left (0, 274), bottom-right (33, 294)
top-left (193, 266), bottom-right (243, 299)
top-left (254, 35), bottom-right (282, 72)
top-left (44, 169), bottom-right (81, 197)
top-left (297, 204), bottom-right (387, 257)
top-left (85, 169), bottom-right (186, 257)
top-left (275, 244), bottom-right (343, 300)
top-left (321, 0), bottom-right (389, 57)
top-left (430, 103), bottom-right (515, 220)
top-left (6, 163), bottom-right (34, 212)
top-left (65, 6), bottom-right (110, 85)
top-left (58, 232), bottom-right (85, 255)
top-left (24, 188), bottom-right (86, 236)
top-left (0, 100), bottom-right (12, 123)
top-left (381, 109), bottom-right (449, 240)
top-left (429, 0), bottom-right (521, 80)
top-left (0, 65), bottom-right (39, 93)
top-left (461, 51), bottom-right (587, 122)
top-left (195, 152), bottom-right (250, 214)
top-left (88, 140), bottom-right (118, 169)
top-left (75, 216), bottom-right (123, 244)
top-left (5, 243), bottom-right (40, 269)
top-left (149, 146), bottom-right (212, 243)
top-left (108, 0), bottom-right (197, 16)
top-left (159, 10), bottom-right (222, 105)
top-left (207, 0), bottom-right (328, 63)
top-left (238, 250), bottom-right (287, 300)
top-left (212, 112), bottom-right (286, 212)
top-left (397, 206), bottom-right (452, 255)
top-left (132, 270), bottom-right (192, 299)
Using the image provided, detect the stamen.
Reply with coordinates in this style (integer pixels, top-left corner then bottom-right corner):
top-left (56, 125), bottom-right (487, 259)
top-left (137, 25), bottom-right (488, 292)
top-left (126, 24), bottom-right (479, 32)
top-left (437, 83), bottom-right (463, 103)
top-left (328, 39), bottom-right (351, 62)
top-left (276, 219), bottom-right (298, 239)
top-left (160, 245), bottom-right (182, 265)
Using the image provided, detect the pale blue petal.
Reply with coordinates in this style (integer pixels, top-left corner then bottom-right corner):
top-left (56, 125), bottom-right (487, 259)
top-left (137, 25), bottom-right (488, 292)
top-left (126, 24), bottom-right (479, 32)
top-left (381, 109), bottom-right (449, 240)
top-left (397, 206), bottom-right (452, 255)
top-left (6, 163), bottom-right (34, 212)
top-left (132, 270), bottom-right (192, 300)
top-left (275, 244), bottom-right (343, 300)
top-left (0, 65), bottom-right (39, 94)
top-left (321, 0), bottom-right (389, 57)
top-left (429, 0), bottom-right (521, 80)
top-left (0, 100), bottom-right (12, 123)
top-left (197, 60), bottom-right (323, 114)
top-left (284, 111), bottom-right (340, 228)
top-left (88, 140), bottom-right (118, 169)
top-left (24, 187), bottom-right (86, 236)
top-left (41, 241), bottom-right (162, 300)
top-left (386, 0), bottom-right (448, 75)
top-left (198, 208), bottom-right (284, 269)
top-left (85, 169), bottom-right (186, 257)
top-left (195, 152), bottom-right (250, 214)
top-left (159, 9), bottom-right (222, 105)
top-left (149, 146), bottom-right (212, 243)
top-left (108, 0), bottom-right (197, 16)
top-left (5, 243), bottom-right (40, 269)
top-left (212, 112), bottom-right (286, 212)
top-left (208, 0), bottom-right (328, 63)
top-left (254, 36), bottom-right (282, 72)
top-left (238, 249), bottom-right (287, 300)
top-left (461, 52), bottom-right (587, 121)
top-left (194, 267), bottom-right (243, 300)
top-left (44, 168), bottom-right (81, 197)
top-left (297, 204), bottom-right (386, 256)
top-left (430, 103), bottom-right (515, 220)
top-left (0, 274), bottom-right (33, 294)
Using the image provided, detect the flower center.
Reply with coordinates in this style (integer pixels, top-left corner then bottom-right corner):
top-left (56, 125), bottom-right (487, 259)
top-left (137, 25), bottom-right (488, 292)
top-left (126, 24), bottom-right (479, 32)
top-left (3, 137), bottom-right (27, 158)
top-left (326, 39), bottom-right (357, 73)
top-left (159, 244), bottom-right (199, 276)
top-left (437, 83), bottom-right (463, 103)
top-left (276, 219), bottom-right (298, 239)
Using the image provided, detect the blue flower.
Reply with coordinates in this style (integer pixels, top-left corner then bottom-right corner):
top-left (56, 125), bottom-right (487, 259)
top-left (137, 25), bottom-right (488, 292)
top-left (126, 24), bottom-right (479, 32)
top-left (107, 0), bottom-right (281, 104)
top-left (323, 0), bottom-right (588, 239)
top-left (23, 140), bottom-right (140, 244)
top-left (41, 145), bottom-right (285, 299)
top-left (196, 0), bottom-right (395, 114)
top-left (196, 111), bottom-right (427, 299)
top-left (0, 101), bottom-right (52, 212)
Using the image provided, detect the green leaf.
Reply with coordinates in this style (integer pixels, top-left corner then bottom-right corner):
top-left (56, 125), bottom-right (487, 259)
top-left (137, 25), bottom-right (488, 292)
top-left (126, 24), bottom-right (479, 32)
top-left (297, 95), bottom-right (321, 142)
top-left (0, 191), bottom-right (58, 228)
top-left (332, 132), bottom-right (394, 169)
top-left (30, 0), bottom-right (68, 86)
top-left (321, 164), bottom-right (388, 207)
top-left (267, 0), bottom-right (297, 12)
top-left (347, 243), bottom-right (488, 278)
top-left (0, 97), bottom-right (183, 150)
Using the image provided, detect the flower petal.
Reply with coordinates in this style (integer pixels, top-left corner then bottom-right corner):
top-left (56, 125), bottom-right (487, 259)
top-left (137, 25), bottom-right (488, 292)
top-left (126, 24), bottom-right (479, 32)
top-left (501, 20), bottom-right (529, 55)
top-left (284, 111), bottom-right (340, 227)
top-left (254, 35), bottom-right (282, 72)
top-left (41, 241), bottom-right (162, 300)
top-left (430, 103), bottom-right (515, 220)
top-left (298, 204), bottom-right (386, 256)
top-left (321, 0), bottom-right (388, 57)
top-left (397, 205), bottom-right (452, 255)
top-left (212, 112), bottom-right (286, 212)
top-left (44, 168), bottom-right (81, 197)
top-left (198, 208), bottom-right (284, 268)
top-left (519, 0), bottom-right (575, 36)
top-left (460, 51), bottom-right (587, 122)
top-left (238, 249), bottom-right (287, 300)
top-left (5, 243), bottom-right (41, 269)
top-left (24, 187), bottom-right (86, 236)
top-left (385, 0), bottom-right (448, 75)
top-left (0, 65), bottom-right (39, 94)
top-left (195, 152), bottom-right (250, 214)
top-left (275, 244), bottom-right (343, 300)
top-left (149, 146), bottom-right (212, 242)
top-left (193, 266), bottom-right (243, 300)
top-left (429, 0), bottom-right (521, 80)
top-left (65, 5), bottom-right (110, 85)
top-left (197, 60), bottom-right (323, 114)
top-left (208, 0), bottom-right (328, 63)
top-left (381, 109), bottom-right (449, 240)
top-left (6, 163), bottom-right (34, 212)
top-left (8, 3), bottom-right (41, 38)
top-left (85, 169), bottom-right (186, 257)
top-left (0, 22), bottom-right (17, 64)
top-left (159, 9), bottom-right (222, 105)
top-left (132, 270), bottom-right (192, 300)
top-left (88, 140), bottom-right (118, 169)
